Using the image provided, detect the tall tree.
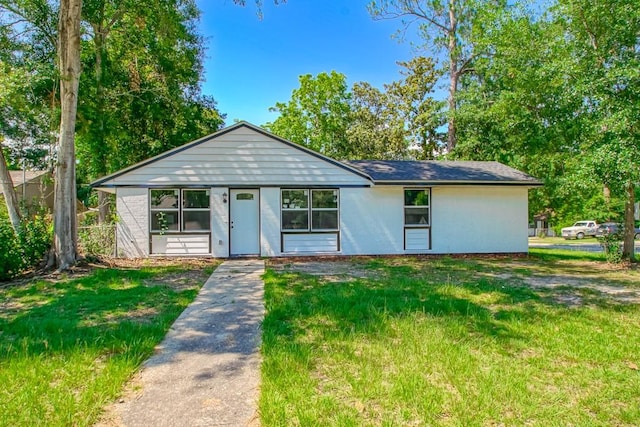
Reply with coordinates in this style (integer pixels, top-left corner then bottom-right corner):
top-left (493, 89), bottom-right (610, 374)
top-left (53, 0), bottom-right (83, 269)
top-left (369, 0), bottom-right (506, 151)
top-left (0, 148), bottom-right (21, 230)
top-left (266, 71), bottom-right (352, 158)
top-left (348, 82), bottom-right (409, 159)
top-left (454, 0), bottom-right (639, 260)
top-left (386, 56), bottom-right (444, 158)
top-left (75, 0), bottom-right (224, 221)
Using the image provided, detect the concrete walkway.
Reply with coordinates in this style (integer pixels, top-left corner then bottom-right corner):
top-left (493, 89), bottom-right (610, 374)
top-left (104, 259), bottom-right (265, 427)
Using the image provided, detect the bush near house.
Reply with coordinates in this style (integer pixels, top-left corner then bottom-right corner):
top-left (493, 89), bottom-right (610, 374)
top-left (0, 213), bottom-right (52, 281)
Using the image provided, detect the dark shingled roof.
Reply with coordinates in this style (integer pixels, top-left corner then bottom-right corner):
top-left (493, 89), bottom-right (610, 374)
top-left (343, 160), bottom-right (542, 185)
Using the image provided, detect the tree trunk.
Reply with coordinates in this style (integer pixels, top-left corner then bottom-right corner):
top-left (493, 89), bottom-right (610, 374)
top-left (447, 0), bottom-right (458, 152)
top-left (0, 149), bottom-right (22, 231)
top-left (54, 0), bottom-right (83, 270)
top-left (622, 182), bottom-right (636, 262)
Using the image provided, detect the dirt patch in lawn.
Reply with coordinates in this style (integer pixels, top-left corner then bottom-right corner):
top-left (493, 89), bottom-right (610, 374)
top-left (1, 258), bottom-right (218, 290)
top-left (269, 259), bottom-right (379, 282)
top-left (270, 257), bottom-right (640, 307)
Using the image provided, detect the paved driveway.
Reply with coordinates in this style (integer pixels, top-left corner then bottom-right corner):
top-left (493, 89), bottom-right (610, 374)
top-left (530, 241), bottom-right (640, 252)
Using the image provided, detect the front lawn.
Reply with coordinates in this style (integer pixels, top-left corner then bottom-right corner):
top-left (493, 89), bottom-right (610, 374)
top-left (0, 260), bottom-right (217, 426)
top-left (260, 253), bottom-right (640, 425)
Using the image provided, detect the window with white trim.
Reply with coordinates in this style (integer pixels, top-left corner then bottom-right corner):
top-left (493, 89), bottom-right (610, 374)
top-left (281, 189), bottom-right (339, 231)
top-left (150, 189), bottom-right (210, 232)
top-left (404, 188), bottom-right (430, 226)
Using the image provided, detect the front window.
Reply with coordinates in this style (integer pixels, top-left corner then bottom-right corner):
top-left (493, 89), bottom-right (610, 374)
top-left (150, 189), bottom-right (179, 231)
top-left (182, 190), bottom-right (211, 231)
top-left (150, 189), bottom-right (210, 232)
top-left (281, 189), bottom-right (339, 231)
top-left (404, 188), bottom-right (430, 226)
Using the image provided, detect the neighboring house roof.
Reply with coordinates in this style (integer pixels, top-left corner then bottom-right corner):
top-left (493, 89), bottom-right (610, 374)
top-left (344, 160), bottom-right (542, 186)
top-left (0, 170), bottom-right (49, 195)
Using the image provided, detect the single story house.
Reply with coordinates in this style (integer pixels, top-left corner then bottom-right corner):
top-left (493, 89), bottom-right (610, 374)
top-left (91, 122), bottom-right (542, 258)
top-left (1, 170), bottom-right (54, 212)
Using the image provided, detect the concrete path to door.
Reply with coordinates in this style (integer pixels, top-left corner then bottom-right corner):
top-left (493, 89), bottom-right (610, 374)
top-left (102, 259), bottom-right (265, 427)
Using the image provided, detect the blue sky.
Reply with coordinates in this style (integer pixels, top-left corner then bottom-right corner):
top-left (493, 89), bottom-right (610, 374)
top-left (195, 0), bottom-right (425, 126)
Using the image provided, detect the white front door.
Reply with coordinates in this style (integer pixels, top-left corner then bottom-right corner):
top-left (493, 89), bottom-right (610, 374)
top-left (230, 189), bottom-right (260, 256)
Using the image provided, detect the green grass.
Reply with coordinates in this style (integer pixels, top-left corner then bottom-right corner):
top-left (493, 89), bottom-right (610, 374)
top-left (260, 256), bottom-right (640, 426)
top-left (0, 262), bottom-right (217, 426)
top-left (529, 236), bottom-right (599, 245)
top-left (528, 247), bottom-right (606, 262)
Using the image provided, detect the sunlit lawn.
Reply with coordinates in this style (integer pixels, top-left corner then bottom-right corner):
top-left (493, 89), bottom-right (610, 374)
top-left (260, 251), bottom-right (640, 426)
top-left (0, 261), bottom-right (217, 426)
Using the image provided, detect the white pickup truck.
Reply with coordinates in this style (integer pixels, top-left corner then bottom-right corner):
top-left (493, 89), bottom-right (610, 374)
top-left (561, 220), bottom-right (598, 240)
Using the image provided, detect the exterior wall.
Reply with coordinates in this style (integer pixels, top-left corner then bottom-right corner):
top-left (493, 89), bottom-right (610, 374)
top-left (116, 184), bottom-right (529, 258)
top-left (260, 187), bottom-right (281, 257)
top-left (116, 188), bottom-right (149, 257)
top-left (109, 127), bottom-right (369, 187)
top-left (210, 187), bottom-right (229, 257)
top-left (151, 235), bottom-right (210, 255)
top-left (340, 186), bottom-right (405, 255)
top-left (431, 186), bottom-right (529, 253)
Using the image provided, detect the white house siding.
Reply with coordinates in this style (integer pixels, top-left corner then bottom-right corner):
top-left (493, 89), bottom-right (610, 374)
top-left (116, 188), bottom-right (149, 257)
top-left (260, 187), bottom-right (281, 257)
top-left (431, 186), bottom-right (528, 253)
top-left (340, 186), bottom-right (405, 255)
top-left (107, 127), bottom-right (370, 187)
top-left (211, 187), bottom-right (229, 258)
top-left (282, 233), bottom-right (339, 253)
top-left (151, 235), bottom-right (210, 255)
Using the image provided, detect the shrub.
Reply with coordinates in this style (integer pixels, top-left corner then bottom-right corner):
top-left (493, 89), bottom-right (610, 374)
top-left (18, 214), bottom-right (53, 268)
top-left (0, 219), bottom-right (24, 281)
top-left (0, 214), bottom-right (52, 281)
top-left (598, 232), bottom-right (623, 264)
top-left (78, 223), bottom-right (116, 257)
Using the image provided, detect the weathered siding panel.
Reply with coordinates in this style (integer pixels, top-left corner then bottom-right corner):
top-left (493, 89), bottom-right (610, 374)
top-left (431, 186), bottom-right (528, 253)
top-left (405, 228), bottom-right (430, 251)
top-left (110, 128), bottom-right (369, 187)
top-left (283, 233), bottom-right (339, 253)
top-left (116, 188), bottom-right (149, 258)
top-left (151, 235), bottom-right (210, 255)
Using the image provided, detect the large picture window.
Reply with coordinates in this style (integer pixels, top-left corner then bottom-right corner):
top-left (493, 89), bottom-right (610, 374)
top-left (404, 188), bottom-right (430, 226)
top-left (281, 189), bottom-right (339, 231)
top-left (150, 189), bottom-right (210, 232)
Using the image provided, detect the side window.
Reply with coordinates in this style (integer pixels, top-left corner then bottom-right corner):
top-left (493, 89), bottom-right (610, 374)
top-left (311, 189), bottom-right (339, 230)
top-left (404, 188), bottom-right (430, 226)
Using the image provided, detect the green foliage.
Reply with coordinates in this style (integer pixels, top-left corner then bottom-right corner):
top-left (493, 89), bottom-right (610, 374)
top-left (454, 0), bottom-right (640, 256)
top-left (0, 214), bottom-right (52, 281)
top-left (267, 62), bottom-right (443, 160)
top-left (18, 214), bottom-right (52, 267)
top-left (598, 233), bottom-right (624, 264)
top-left (0, 218), bottom-right (23, 280)
top-left (266, 71), bottom-right (353, 158)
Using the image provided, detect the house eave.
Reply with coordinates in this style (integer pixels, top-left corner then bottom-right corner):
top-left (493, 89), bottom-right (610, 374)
top-left (372, 180), bottom-right (544, 187)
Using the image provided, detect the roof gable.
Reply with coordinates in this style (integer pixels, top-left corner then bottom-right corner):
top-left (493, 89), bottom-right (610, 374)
top-left (344, 160), bottom-right (542, 186)
top-left (92, 122), bottom-right (372, 188)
